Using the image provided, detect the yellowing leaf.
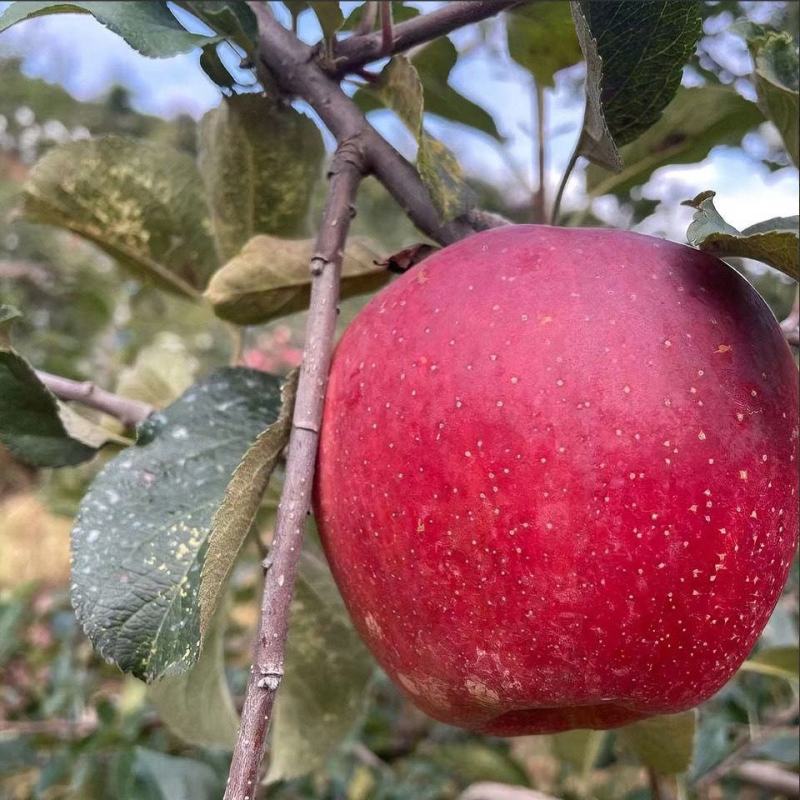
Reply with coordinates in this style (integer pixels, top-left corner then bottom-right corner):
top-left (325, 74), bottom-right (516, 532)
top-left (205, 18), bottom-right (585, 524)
top-left (22, 136), bottom-right (215, 297)
top-left (204, 234), bottom-right (387, 325)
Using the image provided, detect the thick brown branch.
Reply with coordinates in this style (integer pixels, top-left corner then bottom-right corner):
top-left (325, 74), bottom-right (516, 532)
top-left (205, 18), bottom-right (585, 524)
top-left (249, 2), bottom-right (478, 246)
top-left (332, 0), bottom-right (523, 75)
top-left (36, 370), bottom-right (153, 427)
top-left (223, 142), bottom-right (365, 800)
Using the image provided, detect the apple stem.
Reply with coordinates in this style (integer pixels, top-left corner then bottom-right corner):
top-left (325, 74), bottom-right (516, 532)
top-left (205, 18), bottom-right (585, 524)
top-left (551, 146), bottom-right (580, 225)
top-left (532, 79), bottom-right (547, 223)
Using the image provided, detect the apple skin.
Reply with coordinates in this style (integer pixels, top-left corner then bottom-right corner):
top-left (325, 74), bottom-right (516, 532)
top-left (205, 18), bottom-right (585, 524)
top-left (314, 225), bottom-right (799, 735)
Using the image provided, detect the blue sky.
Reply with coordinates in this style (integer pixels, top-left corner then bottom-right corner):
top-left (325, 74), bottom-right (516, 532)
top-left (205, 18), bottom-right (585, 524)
top-left (0, 1), bottom-right (797, 245)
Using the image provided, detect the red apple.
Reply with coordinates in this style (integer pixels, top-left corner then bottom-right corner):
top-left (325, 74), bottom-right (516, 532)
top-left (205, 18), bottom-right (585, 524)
top-left (314, 225), bottom-right (799, 734)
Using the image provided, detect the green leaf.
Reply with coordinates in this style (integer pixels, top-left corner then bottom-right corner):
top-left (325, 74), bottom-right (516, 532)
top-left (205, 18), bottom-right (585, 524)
top-left (0, 306), bottom-right (114, 466)
top-left (265, 539), bottom-right (374, 783)
top-left (199, 44), bottom-right (237, 90)
top-left (310, 1), bottom-right (343, 53)
top-left (422, 741), bottom-right (529, 786)
top-left (0, 1), bottom-right (218, 58)
top-left (148, 601), bottom-right (239, 750)
top-left (507, 1), bottom-right (582, 88)
top-left (571, 0), bottom-right (702, 171)
top-left (199, 370), bottom-right (297, 633)
top-left (740, 645), bottom-right (800, 685)
top-left (586, 86), bottom-right (763, 198)
top-left (21, 136), bottom-right (215, 298)
top-left (618, 711), bottom-right (696, 775)
top-left (683, 191), bottom-right (799, 279)
top-left (204, 234), bottom-right (387, 325)
top-left (71, 367), bottom-right (286, 681)
top-left (131, 748), bottom-right (223, 800)
top-left (412, 37), bottom-right (500, 139)
top-left (746, 26), bottom-right (799, 165)
top-left (551, 729), bottom-right (605, 774)
top-left (359, 55), bottom-right (475, 221)
top-left (184, 1), bottom-right (258, 54)
top-left (198, 95), bottom-right (325, 263)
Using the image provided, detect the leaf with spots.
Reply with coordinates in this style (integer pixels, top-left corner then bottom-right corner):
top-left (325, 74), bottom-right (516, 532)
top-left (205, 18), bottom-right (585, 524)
top-left (148, 600), bottom-right (239, 750)
top-left (265, 536), bottom-right (375, 783)
top-left (571, 0), bottom-right (702, 172)
top-left (21, 136), bottom-right (216, 298)
top-left (71, 367), bottom-right (286, 682)
top-left (0, 305), bottom-right (120, 467)
top-left (199, 370), bottom-right (297, 634)
top-left (618, 710), bottom-right (696, 775)
top-left (204, 234), bottom-right (387, 325)
top-left (198, 95), bottom-right (325, 263)
top-left (0, 1), bottom-right (219, 58)
top-left (742, 24), bottom-right (799, 166)
top-left (586, 86), bottom-right (763, 199)
top-left (683, 191), bottom-right (799, 280)
top-left (356, 55), bottom-right (475, 221)
top-left (507, 0), bottom-right (582, 89)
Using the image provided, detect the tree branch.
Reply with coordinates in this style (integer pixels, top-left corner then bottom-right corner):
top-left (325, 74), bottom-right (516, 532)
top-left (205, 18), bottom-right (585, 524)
top-left (223, 141), bottom-right (365, 800)
top-left (36, 370), bottom-right (153, 427)
top-left (331, 0), bottom-right (523, 75)
top-left (250, 1), bottom-right (477, 246)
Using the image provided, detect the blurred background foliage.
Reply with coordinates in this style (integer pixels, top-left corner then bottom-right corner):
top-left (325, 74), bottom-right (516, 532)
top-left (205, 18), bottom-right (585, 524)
top-left (0, 1), bottom-right (797, 799)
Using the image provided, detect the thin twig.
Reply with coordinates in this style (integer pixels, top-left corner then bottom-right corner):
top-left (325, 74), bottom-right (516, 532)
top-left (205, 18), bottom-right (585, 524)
top-left (36, 370), bottom-right (153, 427)
top-left (780, 285), bottom-right (799, 347)
top-left (223, 141), bottom-right (365, 800)
top-left (531, 79), bottom-right (547, 223)
top-left (550, 146), bottom-right (579, 225)
top-left (733, 761), bottom-right (800, 797)
top-left (331, 0), bottom-right (524, 76)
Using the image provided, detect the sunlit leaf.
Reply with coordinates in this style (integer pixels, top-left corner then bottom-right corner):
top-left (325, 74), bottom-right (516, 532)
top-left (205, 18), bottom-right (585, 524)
top-left (683, 191), bottom-right (799, 279)
top-left (0, 1), bottom-right (218, 57)
top-left (198, 95), bottom-right (325, 263)
top-left (71, 368), bottom-right (285, 681)
top-left (22, 136), bottom-right (215, 297)
top-left (184, 1), bottom-right (258, 54)
top-left (571, 0), bottom-right (702, 171)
